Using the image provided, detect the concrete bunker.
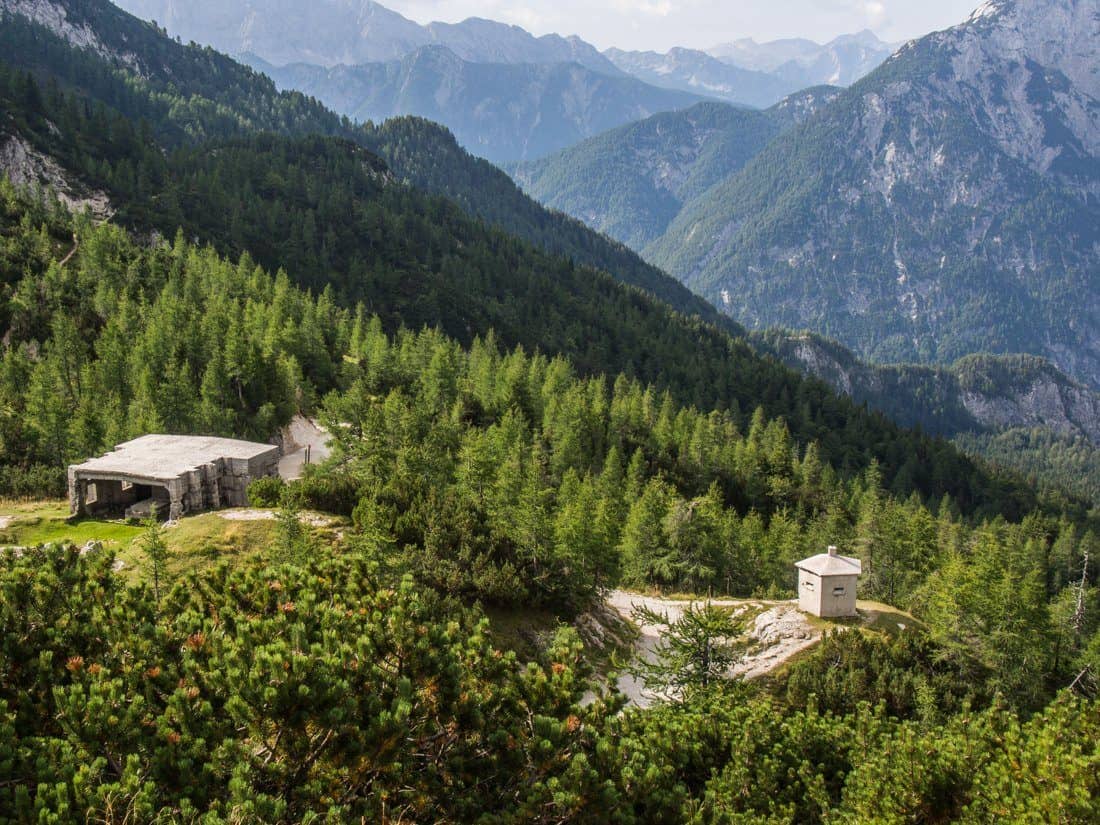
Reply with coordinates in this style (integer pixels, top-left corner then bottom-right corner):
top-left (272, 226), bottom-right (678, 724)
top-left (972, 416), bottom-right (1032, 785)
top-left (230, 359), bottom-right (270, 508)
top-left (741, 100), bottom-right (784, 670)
top-left (69, 435), bottom-right (281, 521)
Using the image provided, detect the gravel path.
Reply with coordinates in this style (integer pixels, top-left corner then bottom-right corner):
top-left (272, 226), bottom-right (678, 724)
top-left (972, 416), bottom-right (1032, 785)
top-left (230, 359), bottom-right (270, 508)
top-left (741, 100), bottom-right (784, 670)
top-left (278, 415), bottom-right (332, 480)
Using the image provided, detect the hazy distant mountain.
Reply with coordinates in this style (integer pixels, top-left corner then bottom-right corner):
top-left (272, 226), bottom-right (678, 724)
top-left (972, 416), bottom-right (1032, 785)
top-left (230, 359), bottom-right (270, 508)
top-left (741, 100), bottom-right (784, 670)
top-left (422, 17), bottom-right (618, 73)
top-left (648, 0), bottom-right (1100, 386)
top-left (602, 47), bottom-right (792, 108)
top-left (114, 0), bottom-right (620, 74)
top-left (250, 46), bottom-right (703, 163)
top-left (708, 29), bottom-right (897, 85)
top-left (605, 30), bottom-right (896, 107)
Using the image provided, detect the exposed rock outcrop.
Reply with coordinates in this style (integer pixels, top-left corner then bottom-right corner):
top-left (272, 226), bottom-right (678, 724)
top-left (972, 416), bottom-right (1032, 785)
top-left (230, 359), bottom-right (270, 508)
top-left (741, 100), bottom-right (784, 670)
top-left (0, 0), bottom-right (142, 71)
top-left (0, 134), bottom-right (112, 219)
top-left (766, 331), bottom-right (1100, 444)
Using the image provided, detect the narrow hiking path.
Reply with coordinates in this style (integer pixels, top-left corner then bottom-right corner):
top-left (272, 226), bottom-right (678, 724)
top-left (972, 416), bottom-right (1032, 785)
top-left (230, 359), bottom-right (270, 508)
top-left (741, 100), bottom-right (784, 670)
top-left (58, 233), bottom-right (78, 267)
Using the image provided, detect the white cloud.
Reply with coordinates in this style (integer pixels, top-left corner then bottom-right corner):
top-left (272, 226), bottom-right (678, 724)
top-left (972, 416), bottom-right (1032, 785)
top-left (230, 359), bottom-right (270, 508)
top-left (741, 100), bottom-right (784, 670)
top-left (610, 0), bottom-right (678, 16)
top-left (497, 6), bottom-right (547, 28)
top-left (861, 1), bottom-right (888, 27)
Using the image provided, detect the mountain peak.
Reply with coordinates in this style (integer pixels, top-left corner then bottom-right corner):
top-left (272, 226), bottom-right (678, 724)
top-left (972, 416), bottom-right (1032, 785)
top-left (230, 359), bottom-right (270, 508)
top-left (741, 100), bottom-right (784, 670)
top-left (113, 0), bottom-right (618, 73)
top-left (952, 0), bottom-right (1100, 101)
top-left (641, 0), bottom-right (1100, 388)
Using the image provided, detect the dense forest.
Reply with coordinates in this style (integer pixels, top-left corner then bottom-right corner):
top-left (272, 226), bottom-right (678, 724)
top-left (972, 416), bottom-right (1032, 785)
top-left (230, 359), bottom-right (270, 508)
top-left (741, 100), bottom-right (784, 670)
top-left (0, 50), bottom-right (1068, 521)
top-left (2, 542), bottom-right (1097, 822)
top-left (0, 1), bottom-right (1098, 820)
top-left (1, 185), bottom-right (1097, 818)
top-left (2, 179), bottom-right (1095, 676)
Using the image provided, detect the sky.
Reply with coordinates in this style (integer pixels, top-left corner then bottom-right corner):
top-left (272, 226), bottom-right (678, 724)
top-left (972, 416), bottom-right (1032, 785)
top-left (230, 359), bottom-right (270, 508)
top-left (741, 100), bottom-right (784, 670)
top-left (384, 0), bottom-right (982, 51)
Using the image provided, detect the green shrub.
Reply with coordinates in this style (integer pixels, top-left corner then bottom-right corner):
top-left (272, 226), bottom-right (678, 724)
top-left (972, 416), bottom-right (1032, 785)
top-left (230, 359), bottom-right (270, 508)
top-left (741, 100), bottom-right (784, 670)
top-left (246, 475), bottom-right (286, 507)
top-left (292, 472), bottom-right (360, 516)
top-left (0, 464), bottom-right (67, 499)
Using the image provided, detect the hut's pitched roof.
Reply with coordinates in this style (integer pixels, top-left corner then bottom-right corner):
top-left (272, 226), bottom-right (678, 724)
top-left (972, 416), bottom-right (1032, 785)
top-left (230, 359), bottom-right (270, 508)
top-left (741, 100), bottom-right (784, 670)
top-left (796, 550), bottom-right (862, 577)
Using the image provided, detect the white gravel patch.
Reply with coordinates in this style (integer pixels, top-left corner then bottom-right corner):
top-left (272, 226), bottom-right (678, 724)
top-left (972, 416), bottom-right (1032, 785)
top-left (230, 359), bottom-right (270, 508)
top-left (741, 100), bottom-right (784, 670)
top-left (219, 509), bottom-right (334, 527)
top-left (606, 590), bottom-right (825, 707)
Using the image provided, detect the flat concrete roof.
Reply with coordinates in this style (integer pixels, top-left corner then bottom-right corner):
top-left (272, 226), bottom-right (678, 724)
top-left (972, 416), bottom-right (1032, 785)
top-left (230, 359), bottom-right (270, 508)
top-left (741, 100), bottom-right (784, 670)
top-left (70, 435), bottom-right (279, 482)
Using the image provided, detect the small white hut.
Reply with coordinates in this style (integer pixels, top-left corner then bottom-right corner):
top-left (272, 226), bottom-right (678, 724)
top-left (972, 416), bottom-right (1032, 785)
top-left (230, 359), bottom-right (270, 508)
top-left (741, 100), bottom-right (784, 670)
top-left (795, 546), bottom-right (862, 618)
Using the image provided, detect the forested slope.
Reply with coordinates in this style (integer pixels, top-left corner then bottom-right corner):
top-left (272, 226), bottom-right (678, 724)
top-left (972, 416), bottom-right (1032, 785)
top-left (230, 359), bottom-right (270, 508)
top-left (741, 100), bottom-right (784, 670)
top-left (0, 183), bottom-right (1097, 820)
top-left (509, 92), bottom-right (838, 249)
top-left (0, 3), bottom-right (1061, 521)
top-left (0, 2), bottom-right (1098, 821)
top-left (0, 4), bottom-right (720, 324)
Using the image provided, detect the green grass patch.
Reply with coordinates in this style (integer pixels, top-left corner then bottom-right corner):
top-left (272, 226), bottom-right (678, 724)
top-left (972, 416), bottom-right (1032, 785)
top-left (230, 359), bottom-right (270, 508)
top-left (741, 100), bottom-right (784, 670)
top-left (856, 600), bottom-right (923, 635)
top-left (1, 500), bottom-right (349, 583)
top-left (0, 500), bottom-right (144, 549)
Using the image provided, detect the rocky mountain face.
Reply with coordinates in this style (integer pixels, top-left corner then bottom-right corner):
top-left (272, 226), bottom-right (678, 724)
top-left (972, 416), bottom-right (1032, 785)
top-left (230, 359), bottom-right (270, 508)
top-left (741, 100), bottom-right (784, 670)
top-left (605, 31), bottom-right (895, 108)
top-left (763, 328), bottom-right (1100, 504)
top-left (634, 0), bottom-right (1100, 389)
top-left (1, 0), bottom-right (145, 68)
top-left (762, 331), bottom-right (1100, 444)
top-left (252, 47), bottom-right (702, 163)
top-left (509, 88), bottom-right (839, 248)
top-left (0, 132), bottom-right (112, 218)
top-left (113, 0), bottom-right (620, 74)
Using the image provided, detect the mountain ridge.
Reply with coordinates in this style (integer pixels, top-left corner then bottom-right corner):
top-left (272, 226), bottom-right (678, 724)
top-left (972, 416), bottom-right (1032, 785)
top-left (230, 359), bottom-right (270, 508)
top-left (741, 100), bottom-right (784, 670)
top-left (113, 0), bottom-right (623, 74)
top-left (248, 45), bottom-right (705, 163)
top-left (604, 30), bottom-right (897, 107)
top-left (521, 0), bottom-right (1100, 389)
top-left (509, 88), bottom-right (840, 248)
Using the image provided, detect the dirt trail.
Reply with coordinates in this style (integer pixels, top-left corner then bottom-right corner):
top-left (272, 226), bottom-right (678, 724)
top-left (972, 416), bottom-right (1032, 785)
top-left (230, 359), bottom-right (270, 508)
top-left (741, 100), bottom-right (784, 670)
top-left (58, 233), bottom-right (79, 267)
top-left (278, 415), bottom-right (332, 480)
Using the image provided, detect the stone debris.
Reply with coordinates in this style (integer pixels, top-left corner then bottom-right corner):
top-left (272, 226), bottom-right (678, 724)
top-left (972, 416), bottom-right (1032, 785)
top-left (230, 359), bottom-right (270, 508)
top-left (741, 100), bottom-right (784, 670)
top-left (606, 590), bottom-right (829, 707)
top-left (219, 509), bottom-right (335, 527)
top-left (734, 604), bottom-right (823, 680)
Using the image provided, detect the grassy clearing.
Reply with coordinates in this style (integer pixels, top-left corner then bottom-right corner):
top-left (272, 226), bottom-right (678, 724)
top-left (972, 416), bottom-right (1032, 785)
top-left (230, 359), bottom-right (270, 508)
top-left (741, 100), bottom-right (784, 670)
top-left (0, 500), bottom-right (348, 583)
top-left (856, 599), bottom-right (923, 635)
top-left (0, 500), bottom-right (144, 549)
top-left (117, 514), bottom-right (282, 582)
top-left (794, 599), bottom-right (918, 635)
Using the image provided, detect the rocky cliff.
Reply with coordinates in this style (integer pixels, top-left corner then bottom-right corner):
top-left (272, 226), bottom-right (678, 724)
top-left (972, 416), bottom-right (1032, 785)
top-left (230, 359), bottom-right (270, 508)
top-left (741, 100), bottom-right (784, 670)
top-left (765, 331), bottom-right (1100, 444)
top-left (639, 0), bottom-right (1100, 388)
